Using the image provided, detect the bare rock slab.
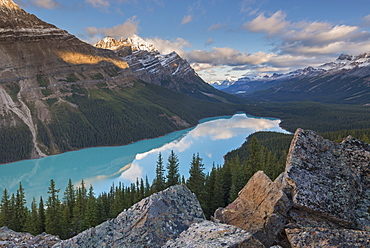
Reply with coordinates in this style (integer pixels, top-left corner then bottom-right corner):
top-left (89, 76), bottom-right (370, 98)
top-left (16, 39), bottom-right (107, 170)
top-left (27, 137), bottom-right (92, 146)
top-left (283, 128), bottom-right (370, 230)
top-left (53, 185), bottom-right (205, 248)
top-left (163, 220), bottom-right (265, 248)
top-left (214, 171), bottom-right (291, 247)
top-left (0, 226), bottom-right (61, 248)
top-left (285, 227), bottom-right (370, 248)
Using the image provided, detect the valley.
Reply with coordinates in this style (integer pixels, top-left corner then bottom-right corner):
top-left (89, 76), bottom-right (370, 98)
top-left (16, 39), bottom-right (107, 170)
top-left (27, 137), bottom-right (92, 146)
top-left (0, 0), bottom-right (369, 247)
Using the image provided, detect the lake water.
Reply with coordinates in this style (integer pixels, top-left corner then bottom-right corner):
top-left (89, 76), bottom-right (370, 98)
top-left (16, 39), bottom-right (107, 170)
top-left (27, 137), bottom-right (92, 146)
top-left (0, 113), bottom-right (288, 204)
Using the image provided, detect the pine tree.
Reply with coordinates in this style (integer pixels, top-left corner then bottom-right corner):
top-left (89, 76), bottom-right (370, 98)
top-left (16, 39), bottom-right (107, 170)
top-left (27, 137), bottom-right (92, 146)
top-left (152, 152), bottom-right (166, 192)
top-left (63, 179), bottom-right (75, 223)
top-left (45, 179), bottom-right (61, 235)
top-left (0, 189), bottom-right (11, 228)
top-left (139, 178), bottom-right (145, 200)
top-left (24, 197), bottom-right (39, 235)
top-left (166, 150), bottom-right (180, 187)
top-left (60, 203), bottom-right (71, 239)
top-left (38, 196), bottom-right (45, 233)
top-left (8, 193), bottom-right (16, 231)
top-left (73, 179), bottom-right (87, 233)
top-left (144, 176), bottom-right (150, 197)
top-left (15, 182), bottom-right (28, 231)
top-left (186, 153), bottom-right (206, 206)
top-left (84, 185), bottom-right (98, 229)
top-left (204, 165), bottom-right (217, 218)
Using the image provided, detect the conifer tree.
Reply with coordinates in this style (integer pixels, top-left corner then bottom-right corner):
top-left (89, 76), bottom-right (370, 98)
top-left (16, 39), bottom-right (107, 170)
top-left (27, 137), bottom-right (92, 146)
top-left (0, 189), bottom-right (11, 228)
top-left (9, 193), bottom-right (16, 231)
top-left (24, 197), bottom-right (39, 235)
top-left (14, 182), bottom-right (27, 231)
top-left (45, 179), bottom-right (61, 235)
top-left (73, 179), bottom-right (87, 233)
top-left (84, 185), bottom-right (98, 229)
top-left (247, 136), bottom-right (261, 169)
top-left (203, 165), bottom-right (217, 218)
top-left (144, 176), bottom-right (150, 197)
top-left (152, 152), bottom-right (166, 192)
top-left (186, 153), bottom-right (206, 206)
top-left (63, 179), bottom-right (75, 224)
top-left (38, 196), bottom-right (45, 233)
top-left (166, 150), bottom-right (180, 187)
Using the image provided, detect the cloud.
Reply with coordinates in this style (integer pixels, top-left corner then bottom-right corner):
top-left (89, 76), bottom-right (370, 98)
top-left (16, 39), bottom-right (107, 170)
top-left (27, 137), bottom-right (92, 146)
top-left (205, 38), bottom-right (214, 46)
top-left (146, 37), bottom-right (191, 56)
top-left (85, 16), bottom-right (139, 40)
top-left (363, 14), bottom-right (370, 27)
top-left (243, 10), bottom-right (289, 35)
top-left (181, 15), bottom-right (193, 25)
top-left (190, 63), bottom-right (222, 72)
top-left (243, 10), bottom-right (370, 57)
top-left (31, 0), bottom-right (60, 9)
top-left (85, 0), bottom-right (110, 9)
top-left (185, 48), bottom-right (276, 66)
top-left (208, 23), bottom-right (224, 31)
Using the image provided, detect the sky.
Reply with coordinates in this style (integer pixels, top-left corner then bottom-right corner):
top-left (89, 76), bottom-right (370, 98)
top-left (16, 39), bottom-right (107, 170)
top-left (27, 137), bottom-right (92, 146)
top-left (14, 0), bottom-right (370, 83)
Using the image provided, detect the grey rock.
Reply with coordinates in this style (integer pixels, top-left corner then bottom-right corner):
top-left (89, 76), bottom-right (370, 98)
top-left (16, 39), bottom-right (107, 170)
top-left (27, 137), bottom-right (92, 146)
top-left (283, 128), bottom-right (370, 230)
top-left (53, 184), bottom-right (205, 248)
top-left (0, 226), bottom-right (61, 247)
top-left (285, 227), bottom-right (370, 248)
top-left (163, 220), bottom-right (265, 248)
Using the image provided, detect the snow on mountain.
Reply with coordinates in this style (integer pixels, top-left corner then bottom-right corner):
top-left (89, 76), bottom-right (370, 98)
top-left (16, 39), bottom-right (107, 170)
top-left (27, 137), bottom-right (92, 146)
top-left (94, 35), bottom-right (230, 100)
top-left (95, 35), bottom-right (156, 52)
top-left (224, 52), bottom-right (370, 89)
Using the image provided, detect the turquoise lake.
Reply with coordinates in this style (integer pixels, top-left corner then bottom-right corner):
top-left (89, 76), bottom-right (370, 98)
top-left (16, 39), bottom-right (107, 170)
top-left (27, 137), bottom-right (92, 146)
top-left (0, 113), bottom-right (288, 203)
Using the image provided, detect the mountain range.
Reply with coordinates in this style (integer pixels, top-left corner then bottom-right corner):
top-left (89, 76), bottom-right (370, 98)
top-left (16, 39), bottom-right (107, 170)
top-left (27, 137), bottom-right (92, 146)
top-left (221, 53), bottom-right (370, 104)
top-left (0, 0), bottom-right (240, 163)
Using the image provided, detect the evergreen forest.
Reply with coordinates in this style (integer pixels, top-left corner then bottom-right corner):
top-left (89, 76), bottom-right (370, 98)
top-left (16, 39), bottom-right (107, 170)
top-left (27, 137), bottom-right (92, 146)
top-left (0, 132), bottom-right (291, 239)
top-left (1, 126), bottom-right (370, 239)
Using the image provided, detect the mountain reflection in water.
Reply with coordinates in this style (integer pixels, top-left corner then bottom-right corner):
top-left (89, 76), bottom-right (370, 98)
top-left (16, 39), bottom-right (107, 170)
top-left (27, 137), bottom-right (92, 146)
top-left (0, 113), bottom-right (288, 204)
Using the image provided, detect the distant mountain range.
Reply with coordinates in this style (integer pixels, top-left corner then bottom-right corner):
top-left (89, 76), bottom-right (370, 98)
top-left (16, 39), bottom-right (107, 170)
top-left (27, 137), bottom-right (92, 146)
top-left (219, 53), bottom-right (370, 104)
top-left (0, 0), bottom-right (240, 163)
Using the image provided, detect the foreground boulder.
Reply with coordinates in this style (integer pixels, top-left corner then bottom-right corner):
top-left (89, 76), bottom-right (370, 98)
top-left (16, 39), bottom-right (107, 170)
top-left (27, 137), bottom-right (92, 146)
top-left (163, 220), bottom-right (265, 248)
top-left (215, 128), bottom-right (370, 247)
top-left (214, 171), bottom-right (291, 247)
top-left (284, 129), bottom-right (370, 230)
top-left (285, 226), bottom-right (370, 248)
top-left (0, 226), bottom-right (60, 247)
top-left (53, 184), bottom-right (205, 248)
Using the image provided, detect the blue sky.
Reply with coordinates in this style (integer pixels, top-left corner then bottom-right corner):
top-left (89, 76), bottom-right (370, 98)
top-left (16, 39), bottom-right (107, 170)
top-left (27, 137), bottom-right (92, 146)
top-left (15, 0), bottom-right (370, 83)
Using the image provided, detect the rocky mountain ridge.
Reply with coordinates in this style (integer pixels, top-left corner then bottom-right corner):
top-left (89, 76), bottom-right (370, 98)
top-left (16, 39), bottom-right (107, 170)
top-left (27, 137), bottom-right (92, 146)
top-left (222, 53), bottom-right (370, 104)
top-left (1, 128), bottom-right (369, 247)
top-left (94, 35), bottom-right (237, 102)
top-left (0, 0), bottom-right (239, 163)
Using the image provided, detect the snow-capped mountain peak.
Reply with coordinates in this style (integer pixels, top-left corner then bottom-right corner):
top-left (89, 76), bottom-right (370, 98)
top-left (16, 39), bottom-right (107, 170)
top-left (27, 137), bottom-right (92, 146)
top-left (121, 34), bottom-right (156, 52)
top-left (94, 35), bottom-right (157, 52)
top-left (0, 0), bottom-right (18, 8)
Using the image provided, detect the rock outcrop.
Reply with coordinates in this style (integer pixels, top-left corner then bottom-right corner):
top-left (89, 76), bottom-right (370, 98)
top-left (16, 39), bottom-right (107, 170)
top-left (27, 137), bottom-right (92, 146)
top-left (214, 128), bottom-right (370, 247)
top-left (0, 226), bottom-right (60, 247)
top-left (214, 171), bottom-right (291, 247)
top-left (53, 184), bottom-right (205, 248)
top-left (163, 220), bottom-right (265, 248)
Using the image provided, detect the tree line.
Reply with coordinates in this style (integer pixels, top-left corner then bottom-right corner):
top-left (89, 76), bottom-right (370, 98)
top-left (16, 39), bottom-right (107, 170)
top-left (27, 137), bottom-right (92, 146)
top-left (0, 132), bottom-right (291, 239)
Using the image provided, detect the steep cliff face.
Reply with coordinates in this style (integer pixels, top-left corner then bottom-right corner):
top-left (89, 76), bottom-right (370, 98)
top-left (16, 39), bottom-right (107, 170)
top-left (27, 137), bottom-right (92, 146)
top-left (214, 129), bottom-right (370, 247)
top-left (94, 36), bottom-right (239, 102)
top-left (0, 0), bottom-right (237, 164)
top-left (0, 0), bottom-right (135, 160)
